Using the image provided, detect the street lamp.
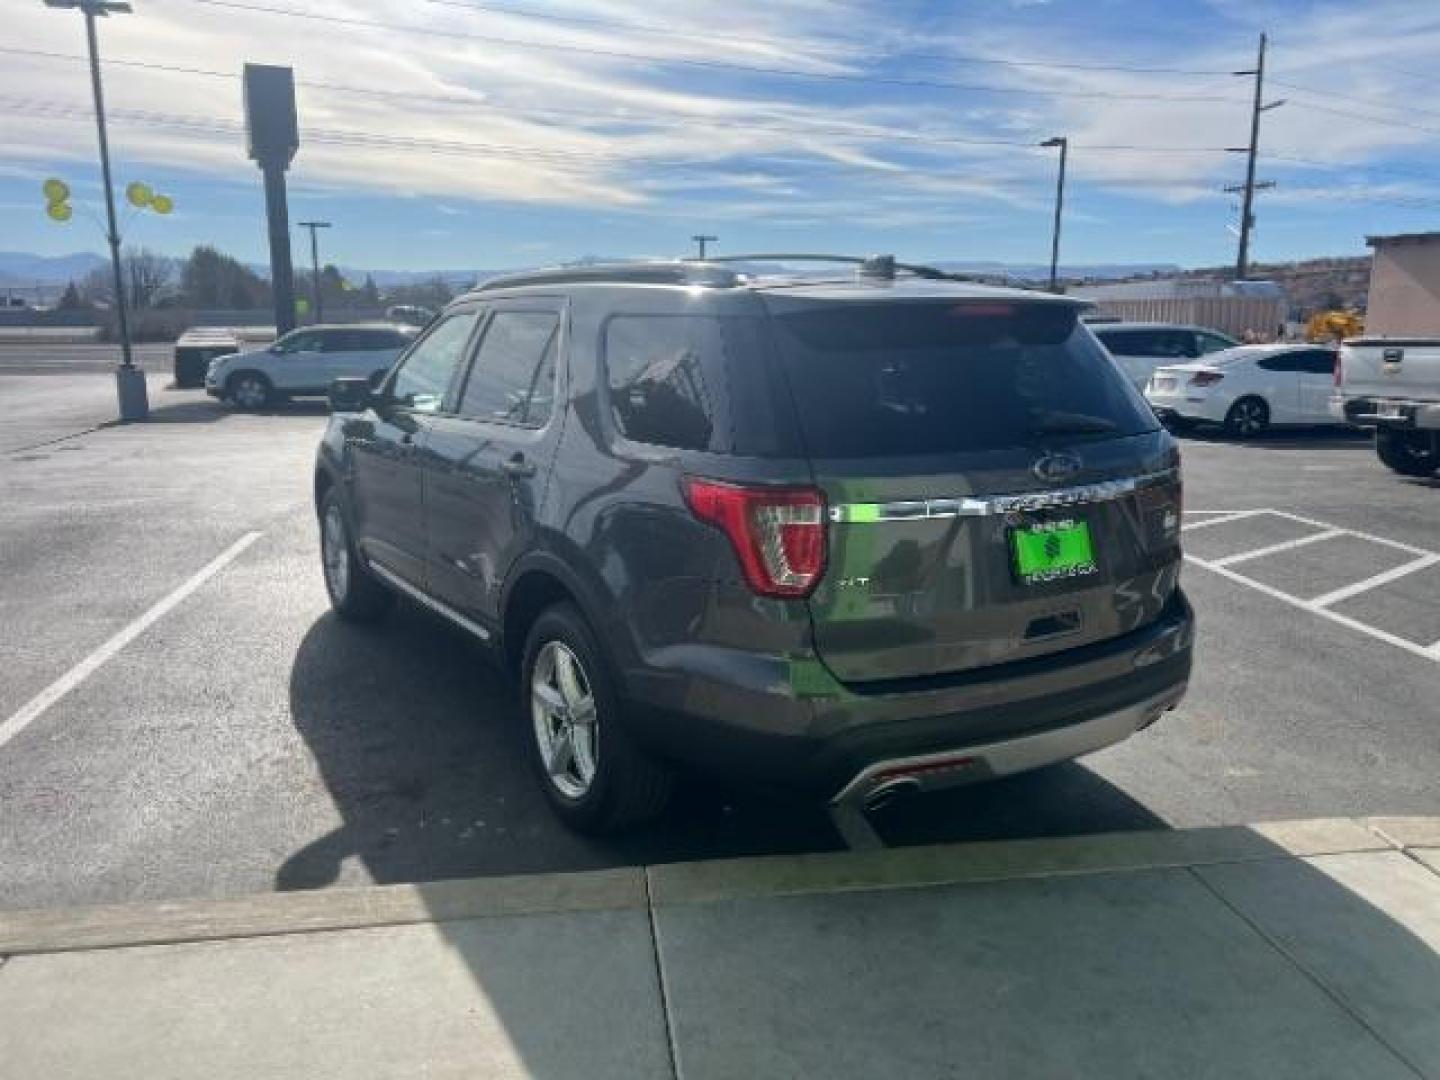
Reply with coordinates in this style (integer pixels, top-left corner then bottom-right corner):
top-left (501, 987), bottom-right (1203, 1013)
top-left (298, 221), bottom-right (332, 324)
top-left (1040, 136), bottom-right (1068, 294)
top-left (44, 0), bottom-right (147, 420)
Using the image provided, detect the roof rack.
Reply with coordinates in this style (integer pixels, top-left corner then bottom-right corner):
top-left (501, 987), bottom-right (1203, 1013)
top-left (471, 260), bottom-right (739, 292)
top-left (691, 253), bottom-right (973, 282)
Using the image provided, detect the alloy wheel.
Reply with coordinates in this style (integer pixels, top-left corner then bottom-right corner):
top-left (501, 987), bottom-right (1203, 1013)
top-left (234, 377), bottom-right (266, 409)
top-left (530, 640), bottom-right (599, 799)
top-left (321, 502), bottom-right (350, 603)
top-left (1231, 399), bottom-right (1266, 436)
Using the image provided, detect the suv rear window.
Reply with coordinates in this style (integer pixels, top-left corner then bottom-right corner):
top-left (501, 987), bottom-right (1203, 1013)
top-left (769, 301), bottom-right (1158, 458)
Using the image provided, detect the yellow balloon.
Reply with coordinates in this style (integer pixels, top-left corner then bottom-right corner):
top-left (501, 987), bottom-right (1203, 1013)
top-left (125, 181), bottom-right (153, 208)
top-left (150, 194), bottom-right (174, 215)
top-left (295, 297), bottom-right (311, 315)
top-left (43, 177), bottom-right (70, 202)
top-left (46, 201), bottom-right (73, 223)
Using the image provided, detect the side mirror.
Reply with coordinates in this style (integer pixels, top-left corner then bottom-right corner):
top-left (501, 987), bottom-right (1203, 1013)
top-left (328, 376), bottom-right (373, 413)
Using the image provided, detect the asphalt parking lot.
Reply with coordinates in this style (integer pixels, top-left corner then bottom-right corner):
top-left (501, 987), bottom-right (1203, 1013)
top-left (3, 366), bottom-right (1438, 911)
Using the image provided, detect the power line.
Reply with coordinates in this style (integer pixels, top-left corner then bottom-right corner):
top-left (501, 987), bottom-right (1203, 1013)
top-left (174, 0), bottom-right (1249, 103)
top-left (1285, 98), bottom-right (1440, 138)
top-left (7, 100), bottom-right (1436, 206)
top-left (1269, 78), bottom-right (1440, 124)
top-left (0, 45), bottom-right (1245, 156)
top-left (417, 0), bottom-right (1237, 77)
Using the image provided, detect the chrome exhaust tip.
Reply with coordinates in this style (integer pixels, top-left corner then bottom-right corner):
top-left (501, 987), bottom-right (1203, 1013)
top-left (862, 776), bottom-right (923, 813)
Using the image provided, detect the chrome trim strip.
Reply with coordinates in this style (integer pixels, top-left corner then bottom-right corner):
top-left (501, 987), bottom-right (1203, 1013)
top-left (827, 469), bottom-right (1177, 523)
top-left (370, 562), bottom-right (492, 641)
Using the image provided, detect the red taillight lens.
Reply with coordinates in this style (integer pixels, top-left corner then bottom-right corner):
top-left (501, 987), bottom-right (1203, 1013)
top-left (1189, 371), bottom-right (1225, 387)
top-left (683, 478), bottom-right (826, 598)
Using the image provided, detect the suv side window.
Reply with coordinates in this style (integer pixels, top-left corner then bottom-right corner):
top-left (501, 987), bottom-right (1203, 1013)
top-left (272, 330), bottom-right (322, 354)
top-left (456, 311), bottom-right (559, 427)
top-left (1096, 329), bottom-right (1193, 357)
top-left (389, 309), bottom-right (480, 413)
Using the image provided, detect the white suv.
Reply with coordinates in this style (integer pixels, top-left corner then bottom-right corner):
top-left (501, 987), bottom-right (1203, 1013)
top-left (1090, 322), bottom-right (1238, 389)
top-left (206, 324), bottom-right (414, 409)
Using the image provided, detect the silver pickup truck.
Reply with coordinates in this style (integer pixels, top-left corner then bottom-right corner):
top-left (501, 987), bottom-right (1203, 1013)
top-left (1332, 338), bottom-right (1440, 477)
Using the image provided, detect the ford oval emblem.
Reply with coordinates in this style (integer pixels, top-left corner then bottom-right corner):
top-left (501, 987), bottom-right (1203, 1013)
top-left (1032, 451), bottom-right (1083, 484)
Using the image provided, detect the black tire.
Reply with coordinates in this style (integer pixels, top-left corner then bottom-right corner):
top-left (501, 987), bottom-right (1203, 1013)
top-left (318, 486), bottom-right (393, 622)
top-left (1223, 396), bottom-right (1270, 437)
top-left (227, 371), bottom-right (273, 410)
top-left (520, 603), bottom-right (672, 833)
top-left (1376, 430), bottom-right (1440, 477)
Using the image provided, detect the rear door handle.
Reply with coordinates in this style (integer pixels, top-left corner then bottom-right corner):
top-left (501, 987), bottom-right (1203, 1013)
top-left (501, 453), bottom-right (536, 478)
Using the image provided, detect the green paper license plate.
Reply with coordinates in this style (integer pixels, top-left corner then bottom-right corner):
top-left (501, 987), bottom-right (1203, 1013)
top-left (1010, 519), bottom-right (1099, 585)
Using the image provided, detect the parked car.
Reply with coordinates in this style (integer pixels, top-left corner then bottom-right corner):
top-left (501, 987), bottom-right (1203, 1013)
top-left (1144, 343), bottom-right (1340, 436)
top-left (313, 257), bottom-right (1193, 832)
top-left (1092, 322), bottom-right (1238, 389)
top-left (206, 323), bottom-right (415, 409)
top-left (1331, 337), bottom-right (1440, 476)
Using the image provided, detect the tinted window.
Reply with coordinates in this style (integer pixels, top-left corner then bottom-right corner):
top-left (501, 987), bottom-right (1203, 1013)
top-left (1257, 353), bottom-right (1302, 372)
top-left (769, 302), bottom-right (1158, 458)
top-left (1096, 329), bottom-right (1195, 358)
top-left (457, 311), bottom-right (559, 427)
top-left (325, 329), bottom-right (405, 351)
top-left (604, 315), bottom-right (794, 455)
top-left (389, 310), bottom-right (479, 413)
top-left (272, 330), bottom-right (322, 354)
top-left (1297, 349), bottom-right (1337, 375)
top-left (1197, 331), bottom-right (1236, 355)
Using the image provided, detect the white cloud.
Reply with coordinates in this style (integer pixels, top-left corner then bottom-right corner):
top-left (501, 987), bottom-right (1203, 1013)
top-left (1, 0), bottom-right (1434, 228)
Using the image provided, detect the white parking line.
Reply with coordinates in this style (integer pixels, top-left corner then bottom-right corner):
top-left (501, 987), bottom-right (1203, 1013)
top-left (1180, 510), bottom-right (1266, 532)
top-left (1182, 508), bottom-right (1440, 666)
top-left (1310, 555), bottom-right (1440, 609)
top-left (0, 531), bottom-right (263, 751)
top-left (1209, 529), bottom-right (1345, 568)
top-left (1186, 554), bottom-right (1440, 665)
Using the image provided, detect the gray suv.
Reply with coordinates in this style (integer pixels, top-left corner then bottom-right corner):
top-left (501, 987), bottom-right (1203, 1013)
top-left (314, 257), bottom-right (1193, 832)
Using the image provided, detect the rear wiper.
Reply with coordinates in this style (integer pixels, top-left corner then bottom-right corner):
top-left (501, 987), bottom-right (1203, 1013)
top-left (1027, 412), bottom-right (1118, 435)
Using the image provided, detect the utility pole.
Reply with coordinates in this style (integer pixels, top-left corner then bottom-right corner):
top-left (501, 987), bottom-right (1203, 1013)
top-left (691, 234), bottom-right (717, 259)
top-left (1040, 136), bottom-right (1068, 293)
top-left (298, 220), bottom-right (331, 324)
top-left (1230, 33), bottom-right (1286, 280)
top-left (44, 0), bottom-right (147, 420)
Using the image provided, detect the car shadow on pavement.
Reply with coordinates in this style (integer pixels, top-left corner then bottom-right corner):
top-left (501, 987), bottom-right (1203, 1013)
top-left (278, 605), bottom-right (1171, 892)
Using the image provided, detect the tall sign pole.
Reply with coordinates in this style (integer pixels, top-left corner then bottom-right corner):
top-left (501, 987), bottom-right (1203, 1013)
top-left (244, 64), bottom-right (300, 334)
top-left (1041, 136), bottom-right (1068, 293)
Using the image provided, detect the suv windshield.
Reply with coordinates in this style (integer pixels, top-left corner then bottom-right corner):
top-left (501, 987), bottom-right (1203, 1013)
top-left (769, 300), bottom-right (1158, 458)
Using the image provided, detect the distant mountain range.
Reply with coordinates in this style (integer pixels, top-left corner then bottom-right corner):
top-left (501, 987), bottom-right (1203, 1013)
top-left (0, 249), bottom-right (1182, 290)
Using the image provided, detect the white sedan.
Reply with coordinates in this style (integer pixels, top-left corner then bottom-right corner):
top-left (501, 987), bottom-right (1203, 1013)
top-left (1143, 343), bottom-right (1340, 436)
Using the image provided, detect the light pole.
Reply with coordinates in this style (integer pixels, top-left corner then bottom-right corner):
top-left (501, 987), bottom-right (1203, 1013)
top-left (691, 234), bottom-right (717, 259)
top-left (45, 0), bottom-right (147, 419)
top-left (298, 220), bottom-right (331, 324)
top-left (1040, 136), bottom-right (1068, 294)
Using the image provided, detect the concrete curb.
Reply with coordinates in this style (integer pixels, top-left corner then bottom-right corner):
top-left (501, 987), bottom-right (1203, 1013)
top-left (0, 868), bottom-right (646, 957)
top-left (2, 817), bottom-right (1436, 956)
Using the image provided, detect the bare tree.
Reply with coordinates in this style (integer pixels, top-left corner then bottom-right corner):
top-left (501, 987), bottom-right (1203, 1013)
top-left (122, 246), bottom-right (176, 309)
top-left (78, 266), bottom-right (113, 306)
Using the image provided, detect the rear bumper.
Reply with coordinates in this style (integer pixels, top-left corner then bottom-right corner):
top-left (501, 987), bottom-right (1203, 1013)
top-left (622, 588), bottom-right (1194, 799)
top-left (1336, 395), bottom-right (1440, 430)
top-left (1145, 390), bottom-right (1222, 422)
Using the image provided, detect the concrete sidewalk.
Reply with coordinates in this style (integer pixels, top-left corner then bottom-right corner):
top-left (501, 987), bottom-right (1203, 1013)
top-left (2, 817), bottom-right (1437, 1079)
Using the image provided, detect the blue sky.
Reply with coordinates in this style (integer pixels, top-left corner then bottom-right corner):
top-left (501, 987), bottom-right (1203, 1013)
top-left (3, 0), bottom-right (1439, 274)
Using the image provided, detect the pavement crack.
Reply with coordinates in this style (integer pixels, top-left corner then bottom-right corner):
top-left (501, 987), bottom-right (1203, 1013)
top-left (1186, 866), bottom-right (1428, 1080)
top-left (642, 868), bottom-right (683, 1080)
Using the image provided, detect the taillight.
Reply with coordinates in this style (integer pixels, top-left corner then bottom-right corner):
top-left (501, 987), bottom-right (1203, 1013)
top-left (1189, 371), bottom-right (1224, 387)
top-left (683, 478), bottom-right (826, 598)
